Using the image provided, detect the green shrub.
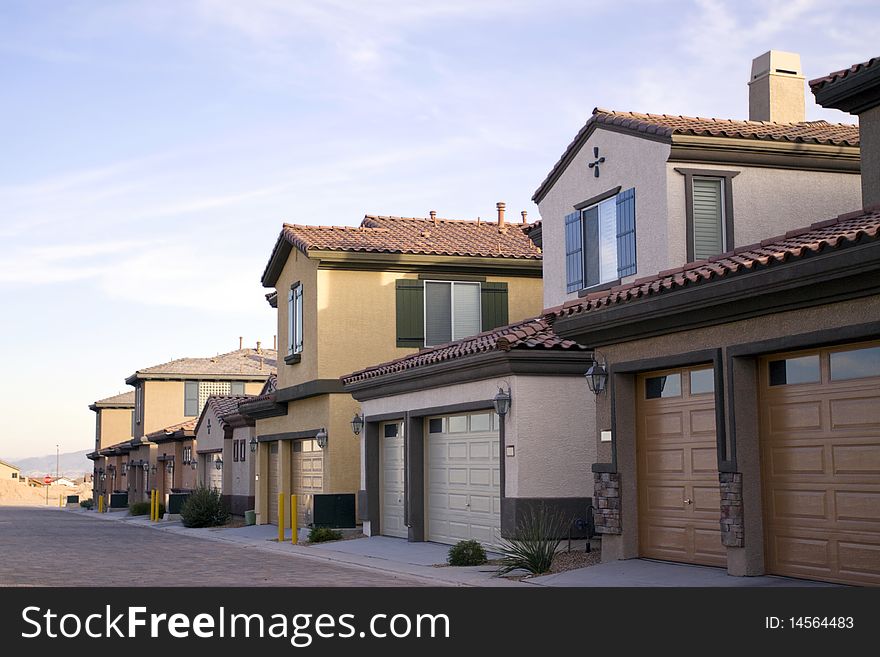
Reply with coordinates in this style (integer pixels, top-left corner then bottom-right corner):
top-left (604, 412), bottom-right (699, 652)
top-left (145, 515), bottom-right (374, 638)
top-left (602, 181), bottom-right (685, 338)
top-left (80, 499), bottom-right (94, 510)
top-left (308, 527), bottom-right (343, 543)
top-left (496, 506), bottom-right (568, 576)
top-left (447, 539), bottom-right (487, 566)
top-left (180, 486), bottom-right (229, 528)
top-left (129, 501), bottom-right (165, 518)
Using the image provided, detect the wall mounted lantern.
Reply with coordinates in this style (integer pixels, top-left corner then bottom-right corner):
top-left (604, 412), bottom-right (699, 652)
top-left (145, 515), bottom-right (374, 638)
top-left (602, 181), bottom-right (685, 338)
top-left (316, 427), bottom-right (328, 449)
top-left (166, 461), bottom-right (174, 474)
top-left (585, 357), bottom-right (608, 395)
top-left (190, 459), bottom-right (198, 471)
top-left (141, 462), bottom-right (149, 473)
top-left (249, 436), bottom-right (258, 453)
top-left (214, 457), bottom-right (223, 471)
top-left (350, 413), bottom-right (364, 436)
top-left (493, 387), bottom-right (511, 417)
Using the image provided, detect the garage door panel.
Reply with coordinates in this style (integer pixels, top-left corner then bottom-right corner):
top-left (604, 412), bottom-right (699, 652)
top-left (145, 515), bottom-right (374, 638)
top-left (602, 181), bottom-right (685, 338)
top-left (832, 443), bottom-right (880, 474)
top-left (829, 397), bottom-right (880, 429)
top-left (642, 524), bottom-right (689, 557)
top-left (689, 409), bottom-right (716, 434)
top-left (468, 467), bottom-right (493, 487)
top-left (644, 448), bottom-right (685, 474)
top-left (447, 442), bottom-right (468, 459)
top-left (447, 468), bottom-right (468, 486)
top-left (691, 447), bottom-right (718, 474)
top-left (693, 528), bottom-right (727, 564)
top-left (644, 412), bottom-right (683, 438)
top-left (760, 342), bottom-right (880, 586)
top-left (468, 441), bottom-right (493, 460)
top-left (644, 485), bottom-right (685, 512)
top-left (692, 484), bottom-right (720, 512)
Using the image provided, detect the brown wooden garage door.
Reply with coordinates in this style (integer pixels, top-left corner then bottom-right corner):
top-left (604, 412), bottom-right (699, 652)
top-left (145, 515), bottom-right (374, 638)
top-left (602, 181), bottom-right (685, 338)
top-left (267, 443), bottom-right (280, 525)
top-left (637, 366), bottom-right (725, 567)
top-left (760, 341), bottom-right (880, 586)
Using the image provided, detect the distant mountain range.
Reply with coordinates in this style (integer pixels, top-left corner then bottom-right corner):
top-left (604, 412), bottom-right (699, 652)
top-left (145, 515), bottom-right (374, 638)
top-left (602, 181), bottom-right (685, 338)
top-left (1, 450), bottom-right (92, 478)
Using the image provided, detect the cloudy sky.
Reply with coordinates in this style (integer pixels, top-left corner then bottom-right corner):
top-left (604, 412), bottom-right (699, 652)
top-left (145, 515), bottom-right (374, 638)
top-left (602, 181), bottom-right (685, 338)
top-left (0, 0), bottom-right (876, 460)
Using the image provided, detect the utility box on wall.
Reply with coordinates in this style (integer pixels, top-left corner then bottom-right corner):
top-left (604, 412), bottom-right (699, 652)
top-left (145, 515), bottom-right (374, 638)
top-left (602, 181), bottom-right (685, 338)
top-left (313, 493), bottom-right (356, 528)
top-left (168, 493), bottom-right (190, 515)
top-left (109, 493), bottom-right (128, 509)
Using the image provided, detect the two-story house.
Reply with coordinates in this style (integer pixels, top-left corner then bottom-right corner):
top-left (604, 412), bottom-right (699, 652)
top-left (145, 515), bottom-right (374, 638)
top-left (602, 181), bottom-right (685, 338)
top-left (341, 50), bottom-right (864, 550)
top-left (86, 391), bottom-right (135, 507)
top-left (546, 55), bottom-right (880, 587)
top-left (123, 346), bottom-right (276, 504)
top-left (240, 208), bottom-right (543, 530)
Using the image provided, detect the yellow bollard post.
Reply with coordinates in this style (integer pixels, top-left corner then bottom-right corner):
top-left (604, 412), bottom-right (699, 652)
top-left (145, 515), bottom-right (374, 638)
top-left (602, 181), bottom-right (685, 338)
top-left (59, 494), bottom-right (63, 508)
top-left (290, 494), bottom-right (297, 544)
top-left (277, 493), bottom-right (284, 542)
top-left (152, 489), bottom-right (157, 522)
top-left (97, 496), bottom-right (103, 513)
top-left (150, 489), bottom-right (155, 522)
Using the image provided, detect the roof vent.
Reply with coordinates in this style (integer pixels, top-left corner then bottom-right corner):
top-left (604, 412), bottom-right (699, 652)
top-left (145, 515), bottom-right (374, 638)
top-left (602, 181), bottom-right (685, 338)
top-left (496, 202), bottom-right (506, 228)
top-left (748, 50), bottom-right (805, 123)
top-left (521, 210), bottom-right (528, 224)
top-left (429, 210), bottom-right (437, 225)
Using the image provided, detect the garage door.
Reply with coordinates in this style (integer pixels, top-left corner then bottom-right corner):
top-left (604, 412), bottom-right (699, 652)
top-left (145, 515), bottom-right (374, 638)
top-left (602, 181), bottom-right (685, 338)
top-left (760, 341), bottom-right (880, 586)
top-left (293, 439), bottom-right (323, 527)
top-left (381, 421), bottom-right (406, 538)
top-left (426, 411), bottom-right (500, 547)
top-left (267, 443), bottom-right (279, 525)
top-left (637, 366), bottom-right (725, 567)
top-left (207, 455), bottom-right (223, 492)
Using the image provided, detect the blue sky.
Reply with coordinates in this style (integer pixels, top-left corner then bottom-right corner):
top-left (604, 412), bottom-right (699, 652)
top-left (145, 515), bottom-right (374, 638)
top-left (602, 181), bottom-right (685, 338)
top-left (0, 0), bottom-right (876, 460)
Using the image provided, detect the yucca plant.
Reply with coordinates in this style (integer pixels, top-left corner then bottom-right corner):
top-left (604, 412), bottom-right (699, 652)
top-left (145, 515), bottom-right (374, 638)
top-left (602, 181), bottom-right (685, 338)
top-left (496, 506), bottom-right (569, 575)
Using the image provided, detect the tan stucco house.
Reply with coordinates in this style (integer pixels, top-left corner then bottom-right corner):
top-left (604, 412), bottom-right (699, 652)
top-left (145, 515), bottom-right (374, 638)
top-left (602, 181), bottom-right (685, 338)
top-left (240, 207), bottom-right (543, 529)
top-left (86, 391), bottom-right (135, 507)
top-left (122, 346), bottom-right (276, 504)
top-left (545, 55), bottom-right (880, 586)
top-left (0, 459), bottom-right (21, 482)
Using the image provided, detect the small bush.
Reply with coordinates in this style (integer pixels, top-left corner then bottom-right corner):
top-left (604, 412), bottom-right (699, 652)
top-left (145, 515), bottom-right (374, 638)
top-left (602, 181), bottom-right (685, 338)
top-left (308, 527), bottom-right (343, 543)
top-left (496, 506), bottom-right (568, 576)
top-left (447, 539), bottom-right (487, 566)
top-left (80, 499), bottom-right (94, 510)
top-left (180, 486), bottom-right (229, 528)
top-left (129, 501), bottom-right (165, 518)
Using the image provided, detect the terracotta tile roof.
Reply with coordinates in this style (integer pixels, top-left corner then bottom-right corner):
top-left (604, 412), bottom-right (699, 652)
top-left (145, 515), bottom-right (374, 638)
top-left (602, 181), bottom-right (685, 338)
top-left (145, 419), bottom-right (197, 441)
top-left (204, 394), bottom-right (255, 423)
top-left (533, 107), bottom-right (859, 202)
top-left (260, 373), bottom-right (277, 395)
top-left (128, 348), bottom-right (277, 382)
top-left (342, 317), bottom-right (587, 385)
top-left (92, 391), bottom-right (135, 407)
top-left (810, 57), bottom-right (880, 91)
top-left (277, 215), bottom-right (542, 260)
top-left (549, 209), bottom-right (880, 321)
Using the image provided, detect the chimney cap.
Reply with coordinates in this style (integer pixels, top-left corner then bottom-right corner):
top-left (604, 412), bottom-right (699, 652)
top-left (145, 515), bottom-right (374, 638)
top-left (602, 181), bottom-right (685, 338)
top-left (750, 50), bottom-right (804, 81)
top-left (496, 202), bottom-right (506, 228)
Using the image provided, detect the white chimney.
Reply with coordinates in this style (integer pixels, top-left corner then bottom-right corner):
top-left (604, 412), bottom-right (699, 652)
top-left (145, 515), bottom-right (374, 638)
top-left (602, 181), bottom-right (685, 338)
top-left (748, 50), bottom-right (805, 123)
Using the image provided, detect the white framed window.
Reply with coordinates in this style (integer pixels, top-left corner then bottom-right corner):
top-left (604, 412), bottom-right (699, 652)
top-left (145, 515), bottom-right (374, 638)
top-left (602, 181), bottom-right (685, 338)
top-left (288, 282), bottom-right (303, 356)
top-left (135, 385), bottom-right (143, 425)
top-left (423, 281), bottom-right (481, 347)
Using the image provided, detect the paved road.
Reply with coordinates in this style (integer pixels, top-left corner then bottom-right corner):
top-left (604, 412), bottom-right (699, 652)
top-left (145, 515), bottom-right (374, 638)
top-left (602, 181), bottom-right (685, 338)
top-left (0, 507), bottom-right (429, 587)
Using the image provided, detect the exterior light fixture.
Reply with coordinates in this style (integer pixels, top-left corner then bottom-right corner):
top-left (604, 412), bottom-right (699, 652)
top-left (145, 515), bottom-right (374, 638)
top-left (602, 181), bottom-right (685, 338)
top-left (166, 461), bottom-right (173, 474)
top-left (249, 436), bottom-right (258, 453)
top-left (493, 387), bottom-right (511, 417)
top-left (100, 473), bottom-right (106, 481)
top-left (190, 459), bottom-right (198, 470)
top-left (142, 462), bottom-right (149, 473)
top-left (350, 412), bottom-right (364, 436)
top-left (214, 457), bottom-right (223, 471)
top-left (316, 427), bottom-right (328, 449)
top-left (585, 358), bottom-right (608, 395)
top-left (150, 464), bottom-right (157, 475)
top-left (122, 462), bottom-right (129, 474)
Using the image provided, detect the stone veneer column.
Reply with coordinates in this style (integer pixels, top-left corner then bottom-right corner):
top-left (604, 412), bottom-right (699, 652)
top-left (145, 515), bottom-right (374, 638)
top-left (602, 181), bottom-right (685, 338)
top-left (593, 472), bottom-right (621, 534)
top-left (719, 472), bottom-right (744, 547)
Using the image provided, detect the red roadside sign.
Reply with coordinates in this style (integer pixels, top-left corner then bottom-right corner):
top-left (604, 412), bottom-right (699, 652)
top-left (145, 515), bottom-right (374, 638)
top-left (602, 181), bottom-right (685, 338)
top-left (43, 475), bottom-right (52, 484)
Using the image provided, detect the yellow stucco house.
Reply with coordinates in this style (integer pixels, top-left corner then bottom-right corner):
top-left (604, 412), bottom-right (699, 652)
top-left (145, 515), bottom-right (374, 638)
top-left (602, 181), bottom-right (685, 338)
top-left (241, 206), bottom-right (543, 529)
top-left (121, 346), bottom-right (276, 504)
top-left (87, 391), bottom-right (135, 506)
top-left (0, 458), bottom-right (22, 482)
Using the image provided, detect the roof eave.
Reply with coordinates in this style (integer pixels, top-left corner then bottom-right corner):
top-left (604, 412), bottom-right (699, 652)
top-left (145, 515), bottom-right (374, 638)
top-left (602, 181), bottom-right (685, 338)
top-left (812, 62), bottom-right (880, 114)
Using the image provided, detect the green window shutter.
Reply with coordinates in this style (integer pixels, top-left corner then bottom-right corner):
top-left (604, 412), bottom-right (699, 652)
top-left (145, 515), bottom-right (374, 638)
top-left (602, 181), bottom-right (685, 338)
top-left (481, 282), bottom-right (509, 331)
top-left (395, 279), bottom-right (424, 347)
top-left (692, 178), bottom-right (724, 260)
top-left (184, 381), bottom-right (199, 417)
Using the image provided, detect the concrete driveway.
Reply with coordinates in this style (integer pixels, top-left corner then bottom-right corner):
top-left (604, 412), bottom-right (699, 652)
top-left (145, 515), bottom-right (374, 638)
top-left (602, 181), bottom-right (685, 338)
top-left (528, 558), bottom-right (839, 587)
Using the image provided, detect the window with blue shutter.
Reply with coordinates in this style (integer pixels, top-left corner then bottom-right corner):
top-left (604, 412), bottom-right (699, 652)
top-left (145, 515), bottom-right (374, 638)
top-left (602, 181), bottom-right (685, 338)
top-left (616, 188), bottom-right (636, 277)
top-left (564, 211), bottom-right (583, 292)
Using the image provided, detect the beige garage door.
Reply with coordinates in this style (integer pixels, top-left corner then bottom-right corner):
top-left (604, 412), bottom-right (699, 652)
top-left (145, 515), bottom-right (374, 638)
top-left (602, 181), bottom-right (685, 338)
top-left (267, 443), bottom-right (280, 525)
top-left (637, 366), bottom-right (725, 567)
top-left (381, 421), bottom-right (406, 538)
top-left (426, 411), bottom-right (500, 547)
top-left (293, 439), bottom-right (323, 527)
top-left (760, 341), bottom-right (880, 586)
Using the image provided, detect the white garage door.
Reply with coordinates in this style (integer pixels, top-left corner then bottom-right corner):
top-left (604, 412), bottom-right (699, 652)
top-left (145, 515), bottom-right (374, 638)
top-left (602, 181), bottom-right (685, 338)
top-left (267, 443), bottom-right (279, 525)
top-left (293, 439), bottom-right (323, 527)
top-left (207, 455), bottom-right (223, 492)
top-left (381, 421), bottom-right (406, 538)
top-left (426, 411), bottom-right (500, 547)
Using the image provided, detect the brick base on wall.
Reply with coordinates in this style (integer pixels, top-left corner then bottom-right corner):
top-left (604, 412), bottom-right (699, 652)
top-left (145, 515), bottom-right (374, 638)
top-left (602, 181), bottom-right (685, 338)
top-left (593, 472), bottom-right (621, 534)
top-left (719, 472), bottom-right (744, 547)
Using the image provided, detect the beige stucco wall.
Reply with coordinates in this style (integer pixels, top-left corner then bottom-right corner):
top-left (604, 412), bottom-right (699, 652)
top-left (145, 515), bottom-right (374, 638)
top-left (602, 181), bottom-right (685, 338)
top-left (273, 249), bottom-right (320, 389)
top-left (0, 461), bottom-right (20, 480)
top-left (665, 163), bottom-right (862, 266)
top-left (537, 127), bottom-right (671, 309)
top-left (228, 425), bottom-right (256, 499)
top-left (98, 407), bottom-right (133, 450)
top-left (358, 374), bottom-right (595, 499)
top-left (137, 380), bottom-right (185, 437)
top-left (195, 406), bottom-right (223, 453)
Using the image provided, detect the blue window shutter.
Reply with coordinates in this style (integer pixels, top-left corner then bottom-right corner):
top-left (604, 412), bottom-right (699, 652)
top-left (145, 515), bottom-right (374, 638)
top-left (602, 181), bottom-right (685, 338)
top-left (564, 211), bottom-right (583, 292)
top-left (616, 188), bottom-right (636, 277)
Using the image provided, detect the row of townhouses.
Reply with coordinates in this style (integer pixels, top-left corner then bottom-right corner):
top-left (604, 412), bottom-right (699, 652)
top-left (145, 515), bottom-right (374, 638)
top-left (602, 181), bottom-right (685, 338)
top-left (88, 51), bottom-right (880, 586)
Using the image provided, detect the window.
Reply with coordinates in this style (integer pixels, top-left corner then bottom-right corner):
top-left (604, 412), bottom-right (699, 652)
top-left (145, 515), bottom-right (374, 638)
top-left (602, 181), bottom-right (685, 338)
top-left (676, 168), bottom-right (738, 262)
top-left (232, 440), bottom-right (238, 462)
top-left (130, 410), bottom-right (135, 438)
top-left (830, 346), bottom-right (880, 381)
top-left (768, 355), bottom-right (820, 386)
top-left (184, 381), bottom-right (199, 417)
top-left (11, 472), bottom-right (17, 479)
top-left (645, 373), bottom-right (681, 399)
top-left (395, 280), bottom-right (508, 348)
top-left (383, 423), bottom-right (399, 438)
top-left (288, 282), bottom-right (303, 357)
top-left (239, 439), bottom-right (246, 462)
top-left (564, 188), bottom-right (636, 292)
top-left (135, 385), bottom-right (143, 425)
top-left (689, 368), bottom-right (715, 395)
top-left (230, 382), bottom-right (245, 395)
top-left (424, 281), bottom-right (481, 346)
